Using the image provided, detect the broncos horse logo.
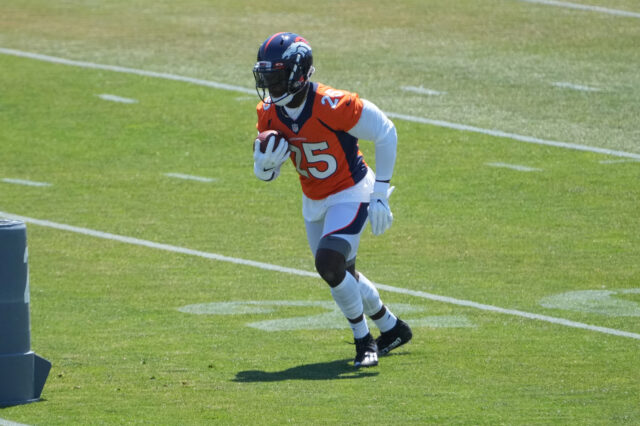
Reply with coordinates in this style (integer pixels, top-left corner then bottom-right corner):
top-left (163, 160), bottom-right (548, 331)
top-left (282, 41), bottom-right (312, 60)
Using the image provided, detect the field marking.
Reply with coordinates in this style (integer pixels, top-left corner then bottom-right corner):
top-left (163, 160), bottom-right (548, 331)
top-left (384, 112), bottom-right (640, 160)
top-left (1, 210), bottom-right (639, 341)
top-left (1, 178), bottom-right (52, 187)
top-left (552, 82), bottom-right (600, 92)
top-left (0, 211), bottom-right (317, 278)
top-left (179, 301), bottom-right (474, 331)
top-left (164, 173), bottom-right (218, 183)
top-left (401, 86), bottom-right (446, 96)
top-left (540, 289), bottom-right (640, 317)
top-left (600, 159), bottom-right (640, 164)
top-left (1, 47), bottom-right (640, 161)
top-left (98, 93), bottom-right (138, 104)
top-left (0, 419), bottom-right (30, 426)
top-left (519, 0), bottom-right (640, 18)
top-left (485, 162), bottom-right (542, 172)
top-left (0, 48), bottom-right (255, 95)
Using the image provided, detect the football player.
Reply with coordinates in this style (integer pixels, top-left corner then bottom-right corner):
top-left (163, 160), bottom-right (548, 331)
top-left (252, 32), bottom-right (412, 367)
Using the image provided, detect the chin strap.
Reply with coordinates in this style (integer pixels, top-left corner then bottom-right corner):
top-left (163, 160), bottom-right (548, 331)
top-left (273, 93), bottom-right (295, 106)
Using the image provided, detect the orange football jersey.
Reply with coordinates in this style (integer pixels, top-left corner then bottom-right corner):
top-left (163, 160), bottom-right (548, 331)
top-left (256, 83), bottom-right (368, 200)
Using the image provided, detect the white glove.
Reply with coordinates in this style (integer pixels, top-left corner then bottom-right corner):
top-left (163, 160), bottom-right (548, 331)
top-left (253, 135), bottom-right (289, 181)
top-left (368, 181), bottom-right (395, 236)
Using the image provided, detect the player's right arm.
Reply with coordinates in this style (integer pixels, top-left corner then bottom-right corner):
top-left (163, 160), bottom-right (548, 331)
top-left (347, 99), bottom-right (397, 182)
top-left (253, 132), bottom-right (289, 181)
top-left (347, 99), bottom-right (398, 235)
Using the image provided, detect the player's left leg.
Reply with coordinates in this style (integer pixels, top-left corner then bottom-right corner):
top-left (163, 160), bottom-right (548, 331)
top-left (346, 264), bottom-right (413, 356)
top-left (310, 202), bottom-right (378, 367)
top-left (305, 210), bottom-right (369, 337)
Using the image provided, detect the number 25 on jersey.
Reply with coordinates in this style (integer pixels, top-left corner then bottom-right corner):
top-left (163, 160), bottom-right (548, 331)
top-left (289, 142), bottom-right (338, 179)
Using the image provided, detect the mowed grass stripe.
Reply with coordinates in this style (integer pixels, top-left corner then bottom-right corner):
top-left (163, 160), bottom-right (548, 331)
top-left (3, 211), bottom-right (639, 341)
top-left (2, 47), bottom-right (639, 161)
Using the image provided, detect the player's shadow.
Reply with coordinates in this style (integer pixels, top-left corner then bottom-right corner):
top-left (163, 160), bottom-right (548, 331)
top-left (233, 358), bottom-right (378, 382)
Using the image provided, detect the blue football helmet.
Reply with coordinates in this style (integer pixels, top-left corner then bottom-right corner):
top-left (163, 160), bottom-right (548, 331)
top-left (253, 32), bottom-right (315, 106)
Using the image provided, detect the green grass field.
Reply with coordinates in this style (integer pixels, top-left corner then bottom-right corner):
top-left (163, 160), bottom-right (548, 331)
top-left (1, 1), bottom-right (639, 424)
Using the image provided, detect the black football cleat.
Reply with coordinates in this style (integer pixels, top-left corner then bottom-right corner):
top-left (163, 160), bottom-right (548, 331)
top-left (354, 333), bottom-right (379, 368)
top-left (376, 319), bottom-right (412, 356)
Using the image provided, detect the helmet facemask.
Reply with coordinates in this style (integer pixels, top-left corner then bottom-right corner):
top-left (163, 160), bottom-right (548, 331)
top-left (253, 64), bottom-right (290, 105)
top-left (253, 47), bottom-right (315, 106)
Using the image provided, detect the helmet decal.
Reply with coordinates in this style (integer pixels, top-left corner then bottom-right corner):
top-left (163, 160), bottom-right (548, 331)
top-left (282, 41), bottom-right (312, 60)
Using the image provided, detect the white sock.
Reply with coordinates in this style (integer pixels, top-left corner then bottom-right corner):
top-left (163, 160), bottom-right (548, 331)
top-left (372, 307), bottom-right (398, 333)
top-left (331, 272), bottom-right (369, 339)
top-left (357, 272), bottom-right (383, 316)
top-left (349, 318), bottom-right (370, 339)
top-left (357, 273), bottom-right (397, 333)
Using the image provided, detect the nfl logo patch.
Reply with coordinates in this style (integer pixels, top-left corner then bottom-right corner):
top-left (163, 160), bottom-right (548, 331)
top-left (292, 123), bottom-right (299, 133)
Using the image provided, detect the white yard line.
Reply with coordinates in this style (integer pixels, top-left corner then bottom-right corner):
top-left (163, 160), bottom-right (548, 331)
top-left (552, 82), bottom-right (600, 92)
top-left (599, 159), bottom-right (640, 164)
top-left (164, 173), bottom-right (218, 183)
top-left (1, 210), bottom-right (639, 341)
top-left (1, 178), bottom-right (52, 187)
top-left (0, 48), bottom-right (255, 95)
top-left (98, 93), bottom-right (138, 103)
top-left (0, 419), bottom-right (30, 426)
top-left (519, 0), bottom-right (640, 18)
top-left (401, 86), bottom-right (447, 96)
top-left (1, 47), bottom-right (639, 161)
top-left (486, 162), bottom-right (542, 172)
top-left (384, 112), bottom-right (640, 160)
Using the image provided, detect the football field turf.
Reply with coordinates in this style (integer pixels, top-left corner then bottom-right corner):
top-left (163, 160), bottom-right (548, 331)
top-left (1, 1), bottom-right (639, 424)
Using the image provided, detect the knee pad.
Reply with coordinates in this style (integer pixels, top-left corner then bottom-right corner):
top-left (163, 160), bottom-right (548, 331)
top-left (315, 235), bottom-right (352, 287)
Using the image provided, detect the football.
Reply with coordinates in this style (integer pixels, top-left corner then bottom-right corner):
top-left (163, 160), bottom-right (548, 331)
top-left (255, 129), bottom-right (288, 153)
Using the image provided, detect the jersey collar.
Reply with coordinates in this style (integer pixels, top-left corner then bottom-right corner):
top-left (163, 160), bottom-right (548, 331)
top-left (275, 82), bottom-right (317, 134)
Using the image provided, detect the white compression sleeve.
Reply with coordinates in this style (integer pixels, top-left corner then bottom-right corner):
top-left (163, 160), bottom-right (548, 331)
top-left (347, 99), bottom-right (397, 181)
